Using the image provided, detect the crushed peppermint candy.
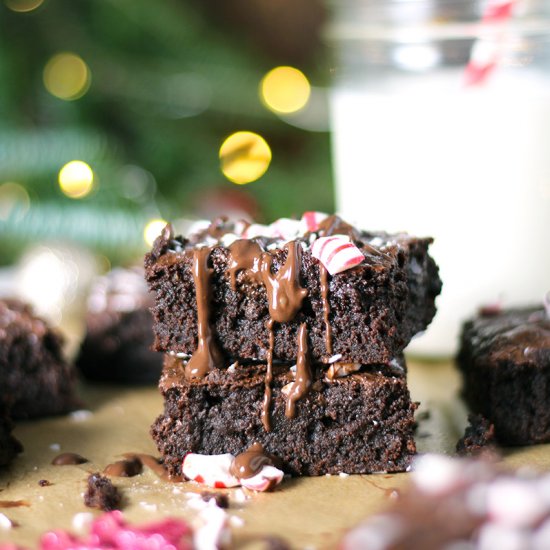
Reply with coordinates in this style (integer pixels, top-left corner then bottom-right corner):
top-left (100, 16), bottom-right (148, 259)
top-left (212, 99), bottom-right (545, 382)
top-left (310, 235), bottom-right (364, 275)
top-left (182, 452), bottom-right (284, 493)
top-left (269, 218), bottom-right (302, 241)
top-left (300, 211), bottom-right (329, 233)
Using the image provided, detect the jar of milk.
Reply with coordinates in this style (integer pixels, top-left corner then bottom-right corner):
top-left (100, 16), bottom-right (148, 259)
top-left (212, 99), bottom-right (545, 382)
top-left (326, 0), bottom-right (550, 356)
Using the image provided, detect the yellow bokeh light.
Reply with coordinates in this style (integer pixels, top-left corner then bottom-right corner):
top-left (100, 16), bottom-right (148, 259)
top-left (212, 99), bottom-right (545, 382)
top-left (144, 219), bottom-right (168, 247)
top-left (219, 131), bottom-right (272, 185)
top-left (5, 0), bottom-right (44, 12)
top-left (43, 52), bottom-right (91, 101)
top-left (0, 182), bottom-right (30, 220)
top-left (58, 160), bottom-right (94, 199)
top-left (260, 66), bottom-right (311, 115)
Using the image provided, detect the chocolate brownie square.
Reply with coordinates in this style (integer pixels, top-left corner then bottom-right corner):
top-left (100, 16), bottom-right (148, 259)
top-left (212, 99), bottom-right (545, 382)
top-left (151, 354), bottom-right (416, 477)
top-left (457, 306), bottom-right (550, 445)
top-left (144, 215), bottom-right (441, 367)
top-left (77, 267), bottom-right (162, 384)
top-left (0, 299), bottom-right (79, 419)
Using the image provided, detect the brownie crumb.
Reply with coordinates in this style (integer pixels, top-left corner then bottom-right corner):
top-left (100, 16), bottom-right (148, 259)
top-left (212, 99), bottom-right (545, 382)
top-left (38, 479), bottom-right (52, 487)
top-left (200, 491), bottom-right (229, 509)
top-left (84, 472), bottom-right (121, 511)
top-left (456, 414), bottom-right (498, 457)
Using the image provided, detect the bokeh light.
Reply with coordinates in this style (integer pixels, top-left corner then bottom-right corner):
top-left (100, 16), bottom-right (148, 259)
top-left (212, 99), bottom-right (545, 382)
top-left (260, 66), bottom-right (311, 114)
top-left (0, 182), bottom-right (30, 220)
top-left (43, 52), bottom-right (91, 101)
top-left (58, 160), bottom-right (94, 199)
top-left (5, 0), bottom-right (44, 12)
top-left (144, 218), bottom-right (167, 247)
top-left (219, 131), bottom-right (272, 185)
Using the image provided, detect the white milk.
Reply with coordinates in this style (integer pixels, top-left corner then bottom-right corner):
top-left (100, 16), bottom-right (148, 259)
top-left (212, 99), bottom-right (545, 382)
top-left (331, 71), bottom-right (550, 355)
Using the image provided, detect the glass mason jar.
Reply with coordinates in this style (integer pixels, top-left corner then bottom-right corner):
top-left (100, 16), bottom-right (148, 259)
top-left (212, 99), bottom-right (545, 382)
top-left (326, 0), bottom-right (550, 356)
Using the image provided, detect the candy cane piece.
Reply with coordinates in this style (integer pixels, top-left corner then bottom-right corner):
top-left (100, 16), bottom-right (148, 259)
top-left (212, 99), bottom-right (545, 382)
top-left (182, 454), bottom-right (240, 488)
top-left (240, 465), bottom-right (284, 492)
top-left (311, 235), bottom-right (364, 275)
top-left (300, 211), bottom-right (329, 233)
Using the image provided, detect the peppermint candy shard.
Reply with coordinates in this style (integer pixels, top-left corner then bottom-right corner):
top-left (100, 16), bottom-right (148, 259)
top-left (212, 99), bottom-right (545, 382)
top-left (240, 465), bottom-right (285, 492)
top-left (310, 235), bottom-right (364, 275)
top-left (300, 211), bottom-right (329, 233)
top-left (242, 223), bottom-right (276, 239)
top-left (182, 453), bottom-right (239, 488)
top-left (269, 218), bottom-right (302, 240)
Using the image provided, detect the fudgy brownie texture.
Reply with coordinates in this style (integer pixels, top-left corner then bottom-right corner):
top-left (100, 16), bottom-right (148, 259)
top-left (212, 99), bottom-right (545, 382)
top-left (151, 355), bottom-right (416, 477)
top-left (0, 406), bottom-right (22, 467)
top-left (341, 454), bottom-right (550, 550)
top-left (144, 216), bottom-right (441, 366)
top-left (457, 306), bottom-right (550, 445)
top-left (456, 414), bottom-right (497, 457)
top-left (77, 268), bottom-right (162, 384)
top-left (0, 299), bottom-right (79, 420)
top-left (84, 473), bottom-right (122, 511)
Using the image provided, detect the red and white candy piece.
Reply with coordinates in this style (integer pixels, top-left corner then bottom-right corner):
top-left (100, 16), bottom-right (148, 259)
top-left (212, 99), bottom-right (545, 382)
top-left (182, 453), bottom-right (284, 492)
top-left (182, 453), bottom-right (239, 489)
top-left (310, 235), bottom-right (364, 275)
top-left (242, 223), bottom-right (276, 239)
top-left (300, 211), bottom-right (329, 233)
top-left (240, 465), bottom-right (284, 492)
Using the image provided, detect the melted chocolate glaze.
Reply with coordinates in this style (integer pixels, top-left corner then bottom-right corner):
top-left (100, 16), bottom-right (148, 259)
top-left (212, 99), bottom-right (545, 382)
top-left (185, 248), bottom-right (224, 380)
top-left (229, 442), bottom-right (274, 479)
top-left (103, 457), bottom-right (143, 477)
top-left (0, 500), bottom-right (29, 508)
top-left (285, 323), bottom-right (312, 418)
top-left (319, 264), bottom-right (332, 356)
top-left (51, 452), bottom-right (88, 466)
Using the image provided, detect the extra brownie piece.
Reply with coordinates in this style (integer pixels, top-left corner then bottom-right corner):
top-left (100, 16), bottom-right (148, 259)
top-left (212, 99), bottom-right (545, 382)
top-left (84, 473), bottom-right (122, 511)
top-left (77, 267), bottom-right (162, 384)
top-left (144, 215), bottom-right (441, 366)
top-left (457, 306), bottom-right (550, 445)
top-left (0, 299), bottom-right (79, 420)
top-left (151, 354), bottom-right (416, 477)
top-left (456, 414), bottom-right (497, 457)
top-left (0, 406), bottom-right (22, 467)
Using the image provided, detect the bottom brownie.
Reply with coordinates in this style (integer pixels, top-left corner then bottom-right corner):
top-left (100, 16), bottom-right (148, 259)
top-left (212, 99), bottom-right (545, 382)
top-left (151, 355), bottom-right (417, 477)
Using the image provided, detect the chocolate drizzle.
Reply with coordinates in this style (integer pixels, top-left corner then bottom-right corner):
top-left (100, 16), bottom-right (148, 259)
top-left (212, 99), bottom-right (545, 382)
top-left (230, 442), bottom-right (273, 479)
top-left (262, 319), bottom-right (275, 432)
top-left (227, 240), bottom-right (263, 290)
top-left (319, 264), bottom-right (332, 356)
top-left (185, 248), bottom-right (224, 380)
top-left (285, 323), bottom-right (312, 418)
top-left (103, 456), bottom-right (143, 477)
top-left (51, 452), bottom-right (88, 465)
top-left (260, 241), bottom-right (308, 323)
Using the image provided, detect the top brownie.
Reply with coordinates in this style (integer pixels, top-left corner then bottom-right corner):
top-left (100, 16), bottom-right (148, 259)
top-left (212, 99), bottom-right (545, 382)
top-left (144, 214), bottom-right (441, 367)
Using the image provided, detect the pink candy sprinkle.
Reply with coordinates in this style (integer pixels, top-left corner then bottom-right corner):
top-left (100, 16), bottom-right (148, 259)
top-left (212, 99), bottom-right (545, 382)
top-left (36, 511), bottom-right (193, 550)
top-left (310, 236), bottom-right (364, 275)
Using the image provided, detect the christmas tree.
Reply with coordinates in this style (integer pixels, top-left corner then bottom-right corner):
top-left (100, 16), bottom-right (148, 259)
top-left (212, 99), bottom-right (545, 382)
top-left (0, 0), bottom-right (334, 264)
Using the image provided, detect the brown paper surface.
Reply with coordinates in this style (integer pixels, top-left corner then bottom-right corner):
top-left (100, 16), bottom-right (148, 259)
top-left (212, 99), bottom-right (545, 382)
top-left (1, 359), bottom-right (549, 549)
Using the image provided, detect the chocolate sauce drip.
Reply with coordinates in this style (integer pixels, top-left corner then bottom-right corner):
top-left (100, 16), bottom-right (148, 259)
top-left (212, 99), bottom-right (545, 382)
top-left (51, 452), bottom-right (88, 465)
top-left (319, 264), bottom-right (332, 356)
top-left (103, 456), bottom-right (143, 477)
top-left (230, 443), bottom-right (274, 479)
top-left (0, 500), bottom-right (29, 508)
top-left (285, 323), bottom-right (312, 418)
top-left (259, 241), bottom-right (308, 323)
top-left (261, 319), bottom-right (275, 432)
top-left (123, 453), bottom-right (182, 482)
top-left (185, 247), bottom-right (224, 380)
top-left (227, 240), bottom-right (263, 290)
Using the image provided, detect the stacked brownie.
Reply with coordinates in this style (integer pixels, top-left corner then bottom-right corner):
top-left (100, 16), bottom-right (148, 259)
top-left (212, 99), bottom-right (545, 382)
top-left (146, 214), bottom-right (442, 477)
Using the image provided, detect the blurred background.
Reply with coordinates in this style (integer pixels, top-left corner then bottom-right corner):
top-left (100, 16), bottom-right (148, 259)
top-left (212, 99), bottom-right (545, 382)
top-left (0, 0), bottom-right (334, 267)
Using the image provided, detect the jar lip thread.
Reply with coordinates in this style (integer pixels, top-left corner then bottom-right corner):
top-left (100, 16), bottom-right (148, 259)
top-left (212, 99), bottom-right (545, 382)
top-left (325, 18), bottom-right (550, 42)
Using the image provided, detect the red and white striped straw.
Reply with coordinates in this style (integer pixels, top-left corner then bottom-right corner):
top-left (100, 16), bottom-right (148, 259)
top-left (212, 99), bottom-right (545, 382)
top-left (464, 0), bottom-right (517, 86)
